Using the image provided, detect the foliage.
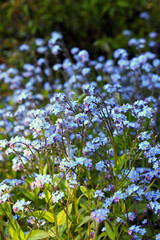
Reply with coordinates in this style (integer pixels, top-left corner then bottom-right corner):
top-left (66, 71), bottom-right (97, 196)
top-left (0, 0), bottom-right (160, 63)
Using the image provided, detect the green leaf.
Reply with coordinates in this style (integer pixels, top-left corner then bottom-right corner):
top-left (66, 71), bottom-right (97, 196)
top-left (101, 3), bottom-right (111, 15)
top-left (43, 187), bottom-right (51, 202)
top-left (29, 210), bottom-right (55, 223)
top-left (20, 189), bottom-right (35, 201)
top-left (113, 154), bottom-right (126, 174)
top-left (117, 0), bottom-right (129, 7)
top-left (57, 204), bottom-right (72, 226)
top-left (80, 186), bottom-right (87, 194)
top-left (97, 232), bottom-right (107, 240)
top-left (76, 216), bottom-right (92, 228)
top-left (25, 230), bottom-right (49, 240)
top-left (34, 187), bottom-right (40, 201)
top-left (48, 227), bottom-right (56, 238)
top-left (8, 213), bottom-right (20, 230)
top-left (75, 235), bottom-right (81, 240)
top-left (0, 219), bottom-right (8, 227)
top-left (74, 230), bottom-right (87, 240)
top-left (9, 225), bottom-right (19, 240)
top-left (77, 193), bottom-right (86, 205)
top-left (80, 186), bottom-right (88, 197)
top-left (89, 189), bottom-right (95, 198)
top-left (77, 93), bottom-right (86, 103)
top-left (43, 163), bottom-right (48, 174)
top-left (0, 202), bottom-right (12, 216)
top-left (80, 203), bottom-right (88, 211)
top-left (8, 214), bottom-right (24, 240)
top-left (18, 228), bottom-right (25, 240)
top-left (104, 221), bottom-right (116, 240)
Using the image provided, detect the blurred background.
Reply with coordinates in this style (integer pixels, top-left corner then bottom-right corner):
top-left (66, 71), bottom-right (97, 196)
top-left (0, 0), bottom-right (160, 64)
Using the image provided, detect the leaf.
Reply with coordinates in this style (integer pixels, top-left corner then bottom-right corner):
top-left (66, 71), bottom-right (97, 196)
top-left (9, 225), bottom-right (19, 240)
top-left (76, 216), bottom-right (92, 228)
top-left (8, 214), bottom-right (24, 240)
top-left (77, 193), bottom-right (86, 205)
top-left (80, 186), bottom-right (88, 197)
top-left (57, 204), bottom-right (72, 226)
top-left (43, 187), bottom-right (51, 202)
top-left (0, 219), bottom-right (8, 227)
top-left (80, 186), bottom-right (87, 194)
top-left (20, 189), bottom-right (35, 201)
top-left (77, 93), bottom-right (86, 103)
top-left (34, 187), bottom-right (40, 198)
top-left (19, 229), bottom-right (25, 240)
top-left (101, 3), bottom-right (111, 16)
top-left (74, 228), bottom-right (88, 239)
top-left (0, 202), bottom-right (12, 216)
top-left (25, 230), bottom-right (49, 240)
top-left (8, 213), bottom-right (20, 230)
top-left (104, 221), bottom-right (116, 240)
top-left (48, 227), bottom-right (56, 238)
top-left (43, 211), bottom-right (55, 222)
top-left (74, 230), bottom-right (87, 240)
top-left (29, 210), bottom-right (55, 223)
top-left (93, 38), bottom-right (110, 52)
top-left (113, 154), bottom-right (126, 174)
top-left (75, 235), bottom-right (81, 240)
top-left (80, 203), bottom-right (88, 211)
top-left (43, 163), bottom-right (48, 174)
top-left (117, 0), bottom-right (129, 7)
top-left (97, 232), bottom-right (107, 240)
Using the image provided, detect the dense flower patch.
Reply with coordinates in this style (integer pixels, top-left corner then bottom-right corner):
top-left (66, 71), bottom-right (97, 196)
top-left (0, 30), bottom-right (160, 240)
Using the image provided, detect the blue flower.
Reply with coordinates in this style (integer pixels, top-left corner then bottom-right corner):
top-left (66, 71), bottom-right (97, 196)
top-left (50, 31), bottom-right (62, 42)
top-left (35, 38), bottom-right (44, 46)
top-left (78, 50), bottom-right (89, 62)
top-left (125, 184), bottom-right (139, 196)
top-left (127, 212), bottom-right (136, 221)
top-left (82, 67), bottom-right (91, 76)
top-left (113, 48), bottom-right (128, 59)
top-left (13, 199), bottom-right (31, 213)
top-left (93, 190), bottom-right (105, 198)
top-left (156, 233), bottom-right (160, 240)
top-left (36, 46), bottom-right (47, 53)
top-left (139, 12), bottom-right (150, 19)
top-left (70, 47), bottom-right (79, 55)
top-left (45, 125), bottom-right (56, 137)
top-left (91, 208), bottom-right (109, 223)
top-left (19, 44), bottom-right (30, 51)
top-left (75, 113), bottom-right (89, 125)
top-left (52, 191), bottom-right (64, 203)
top-left (37, 58), bottom-right (46, 66)
top-left (128, 170), bottom-right (140, 183)
top-left (139, 141), bottom-right (151, 150)
top-left (83, 83), bottom-right (95, 95)
top-left (95, 161), bottom-right (106, 172)
top-left (51, 45), bottom-right (61, 55)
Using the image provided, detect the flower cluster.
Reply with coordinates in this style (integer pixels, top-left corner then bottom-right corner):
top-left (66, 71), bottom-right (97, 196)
top-left (0, 28), bottom-right (160, 239)
top-left (13, 199), bottom-right (31, 213)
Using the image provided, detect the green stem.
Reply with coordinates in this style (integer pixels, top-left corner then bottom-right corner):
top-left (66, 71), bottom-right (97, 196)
top-left (122, 125), bottom-right (142, 179)
top-left (144, 178), bottom-right (156, 194)
top-left (117, 226), bottom-right (123, 240)
top-left (73, 190), bottom-right (79, 224)
top-left (0, 205), bottom-right (16, 231)
top-left (52, 208), bottom-right (58, 237)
